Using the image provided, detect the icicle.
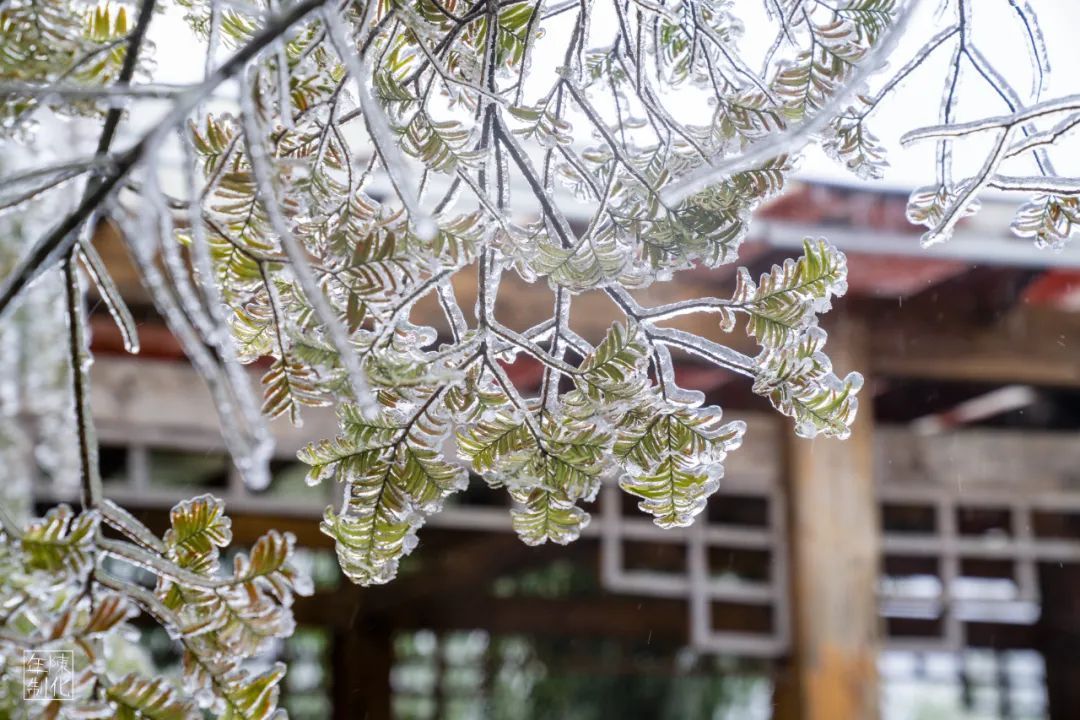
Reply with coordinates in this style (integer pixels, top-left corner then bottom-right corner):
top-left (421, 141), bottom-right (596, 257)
top-left (935, 39), bottom-right (964, 187)
top-left (268, 0), bottom-right (294, 131)
top-left (476, 251), bottom-right (504, 325)
top-left (63, 250), bottom-right (103, 506)
top-left (145, 167), bottom-right (219, 340)
top-left (179, 131), bottom-right (275, 488)
top-left (320, 6), bottom-right (437, 241)
top-left (205, 0), bottom-right (222, 79)
top-left (120, 186), bottom-right (271, 491)
top-left (542, 288), bottom-right (569, 414)
top-left (651, 343), bottom-right (705, 407)
top-left (141, 160), bottom-right (273, 486)
top-left (238, 81), bottom-right (378, 418)
top-left (436, 282), bottom-right (468, 342)
top-left (78, 240), bottom-right (140, 354)
top-left (494, 140), bottom-right (511, 211)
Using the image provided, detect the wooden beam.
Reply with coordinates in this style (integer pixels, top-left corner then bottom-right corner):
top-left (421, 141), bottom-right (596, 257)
top-left (867, 301), bottom-right (1080, 387)
top-left (363, 531), bottom-right (575, 612)
top-left (386, 593), bottom-right (689, 644)
top-left (783, 314), bottom-right (881, 720)
top-left (295, 586), bottom-right (692, 644)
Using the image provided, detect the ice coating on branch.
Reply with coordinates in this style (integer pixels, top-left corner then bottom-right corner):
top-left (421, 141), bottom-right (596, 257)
top-left (0, 0), bottom-right (937, 595)
top-left (178, 130), bottom-right (275, 486)
top-left (239, 82), bottom-right (379, 419)
top-left (890, 0), bottom-right (1075, 248)
top-left (321, 5), bottom-right (437, 241)
top-left (120, 182), bottom-right (272, 491)
top-left (0, 490), bottom-right (308, 717)
top-left (80, 239), bottom-right (140, 354)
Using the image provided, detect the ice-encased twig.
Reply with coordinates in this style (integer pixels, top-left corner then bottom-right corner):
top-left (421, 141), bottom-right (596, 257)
top-left (0, 0), bottom-right (331, 319)
top-left (902, 93), bottom-right (1080, 143)
top-left (100, 498), bottom-right (167, 553)
top-left (78, 240), bottom-right (140, 354)
top-left (321, 5), bottom-right (437, 240)
top-left (988, 176), bottom-right (1080, 195)
top-left (921, 128), bottom-right (1014, 247)
top-left (179, 133), bottom-right (274, 486)
top-left (238, 82), bottom-right (378, 417)
top-left (62, 248), bottom-right (102, 508)
top-left (660, 0), bottom-right (922, 204)
top-left (120, 194), bottom-right (271, 490)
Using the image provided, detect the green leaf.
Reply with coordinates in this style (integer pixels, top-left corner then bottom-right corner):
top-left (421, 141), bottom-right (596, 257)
top-left (507, 103), bottom-right (572, 146)
top-left (712, 91), bottom-right (786, 147)
top-left (164, 495), bottom-right (232, 569)
top-left (560, 322), bottom-right (651, 424)
top-left (261, 356), bottom-right (327, 424)
top-left (643, 158), bottom-right (788, 272)
top-left (752, 327), bottom-right (863, 439)
top-left (456, 414), bottom-right (535, 474)
top-left (20, 505), bottom-right (97, 574)
top-left (217, 664), bottom-right (286, 720)
top-left (510, 486), bottom-right (590, 546)
top-left (835, 0), bottom-right (896, 43)
top-left (728, 238), bottom-right (848, 349)
top-left (616, 405), bottom-right (745, 528)
top-left (301, 401), bottom-right (467, 585)
top-left (529, 226), bottom-right (628, 291)
top-left (772, 17), bottom-right (868, 119)
top-left (107, 674), bottom-right (198, 720)
top-left (398, 113), bottom-right (484, 174)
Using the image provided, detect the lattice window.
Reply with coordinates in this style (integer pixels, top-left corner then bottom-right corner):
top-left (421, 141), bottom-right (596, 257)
top-left (880, 649), bottom-right (1048, 720)
top-left (598, 478), bottom-right (790, 658)
top-left (879, 484), bottom-right (1080, 651)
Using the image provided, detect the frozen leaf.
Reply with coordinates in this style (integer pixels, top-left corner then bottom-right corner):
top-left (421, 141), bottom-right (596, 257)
top-left (728, 238), bottom-right (848, 350)
top-left (106, 673), bottom-right (200, 720)
top-left (300, 402), bottom-right (466, 585)
top-left (616, 403), bottom-right (745, 528)
top-left (20, 505), bottom-right (97, 575)
top-left (1011, 194), bottom-right (1080, 249)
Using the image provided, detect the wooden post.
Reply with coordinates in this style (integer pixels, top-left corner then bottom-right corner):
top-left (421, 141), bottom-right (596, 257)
top-left (780, 313), bottom-right (881, 720)
top-left (1037, 562), bottom-right (1080, 719)
top-left (332, 617), bottom-right (393, 720)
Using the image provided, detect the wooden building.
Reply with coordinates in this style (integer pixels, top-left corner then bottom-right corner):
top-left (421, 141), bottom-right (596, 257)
top-left (32, 182), bottom-right (1080, 719)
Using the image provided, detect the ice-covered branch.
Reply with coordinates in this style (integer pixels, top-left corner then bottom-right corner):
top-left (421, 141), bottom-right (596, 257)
top-left (902, 93), bottom-right (1080, 143)
top-left (0, 0), bottom-right (329, 317)
top-left (661, 0), bottom-right (922, 203)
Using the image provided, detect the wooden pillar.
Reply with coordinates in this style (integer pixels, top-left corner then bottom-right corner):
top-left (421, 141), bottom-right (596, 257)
top-left (779, 313), bottom-right (881, 720)
top-left (332, 617), bottom-right (393, 720)
top-left (1037, 562), bottom-right (1080, 719)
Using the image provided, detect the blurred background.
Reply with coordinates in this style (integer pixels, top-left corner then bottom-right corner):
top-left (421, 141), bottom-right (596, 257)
top-left (5, 2), bottom-right (1080, 717)
top-left (15, 179), bottom-right (1080, 720)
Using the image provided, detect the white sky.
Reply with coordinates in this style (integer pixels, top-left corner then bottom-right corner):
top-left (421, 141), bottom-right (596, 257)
top-left (143, 0), bottom-right (1080, 193)
top-left (797, 0), bottom-right (1080, 189)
